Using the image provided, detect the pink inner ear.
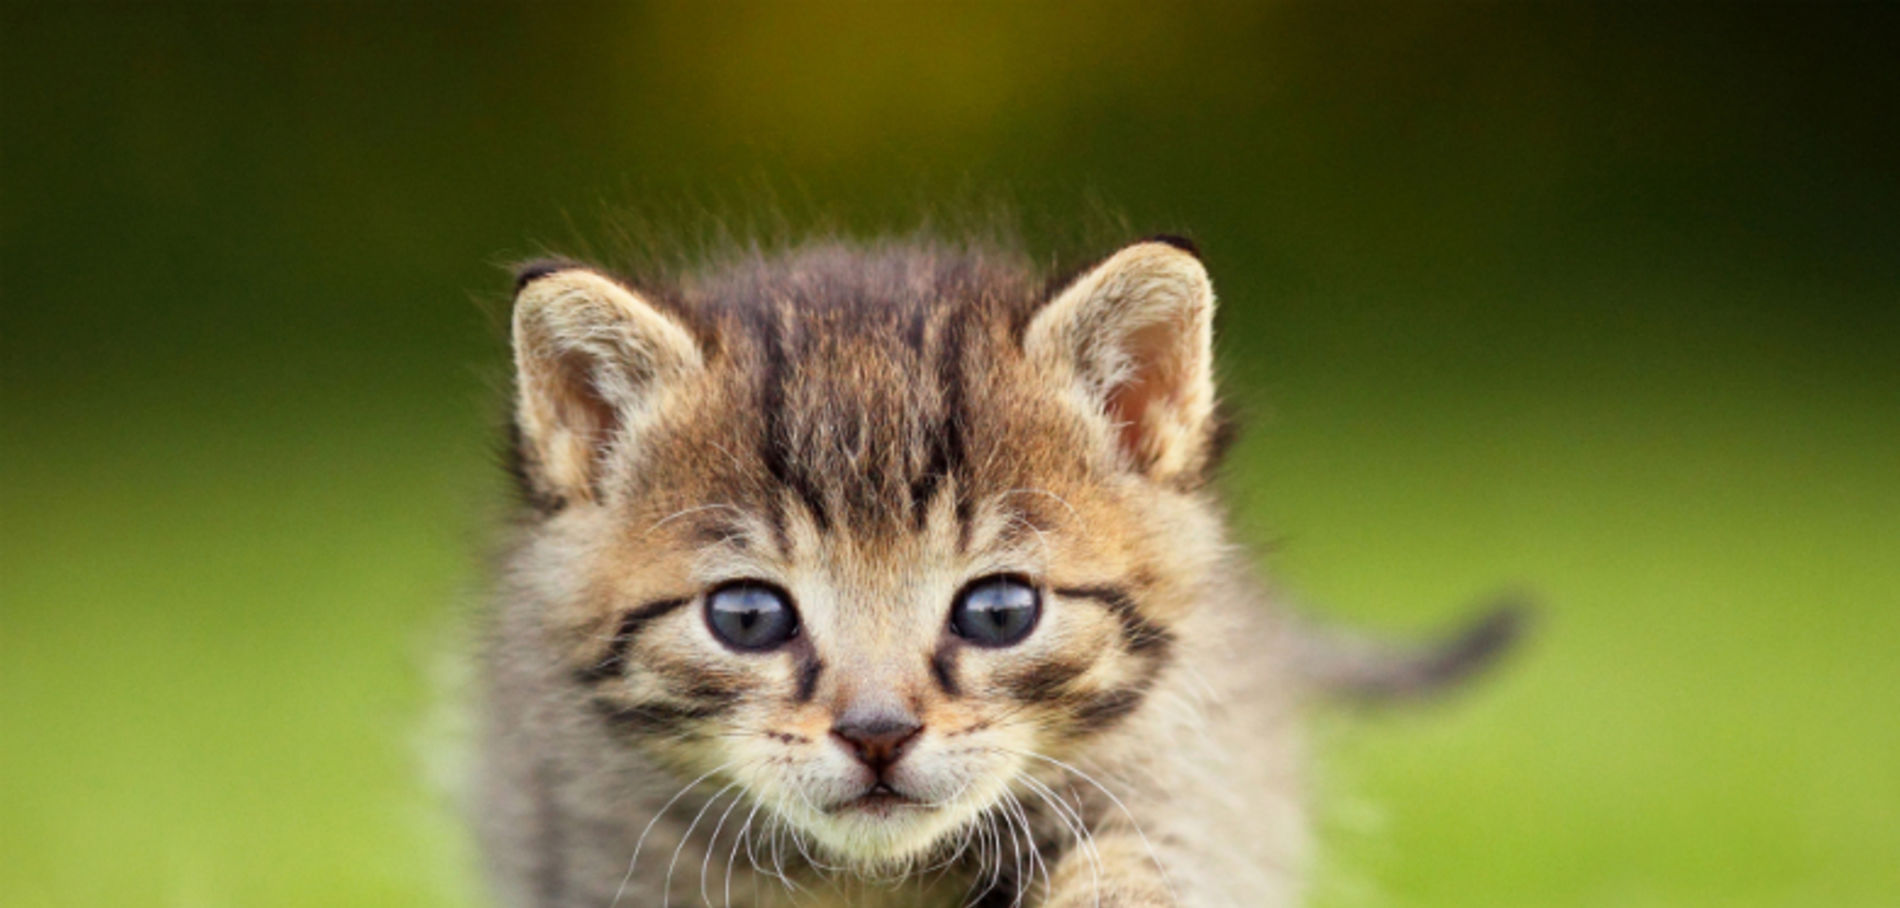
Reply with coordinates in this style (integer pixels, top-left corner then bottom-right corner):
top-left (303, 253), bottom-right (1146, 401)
top-left (553, 348), bottom-right (622, 465)
top-left (1103, 319), bottom-right (1186, 467)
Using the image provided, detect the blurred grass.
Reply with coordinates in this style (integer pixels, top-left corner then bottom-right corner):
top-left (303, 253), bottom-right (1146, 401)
top-left (3, 3), bottom-right (1897, 906)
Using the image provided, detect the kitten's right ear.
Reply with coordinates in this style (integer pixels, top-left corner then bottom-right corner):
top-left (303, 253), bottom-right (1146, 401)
top-left (511, 264), bottom-right (703, 506)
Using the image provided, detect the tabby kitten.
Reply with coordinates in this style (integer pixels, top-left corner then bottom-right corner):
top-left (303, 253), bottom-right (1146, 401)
top-left (477, 235), bottom-right (1514, 908)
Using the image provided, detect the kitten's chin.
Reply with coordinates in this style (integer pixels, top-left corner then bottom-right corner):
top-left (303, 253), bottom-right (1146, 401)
top-left (796, 800), bottom-right (968, 870)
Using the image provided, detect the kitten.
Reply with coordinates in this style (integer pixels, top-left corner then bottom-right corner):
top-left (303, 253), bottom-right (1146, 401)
top-left (477, 235), bottom-right (1519, 907)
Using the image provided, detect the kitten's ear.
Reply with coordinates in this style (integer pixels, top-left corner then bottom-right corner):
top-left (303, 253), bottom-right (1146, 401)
top-left (1025, 238), bottom-right (1217, 481)
top-left (511, 264), bottom-right (703, 506)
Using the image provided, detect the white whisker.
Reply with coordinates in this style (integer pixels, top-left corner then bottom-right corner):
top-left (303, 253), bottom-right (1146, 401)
top-left (1009, 747), bottom-right (1180, 905)
top-left (698, 785), bottom-right (751, 907)
top-left (1017, 772), bottom-right (1101, 908)
top-left (663, 779), bottom-right (744, 908)
top-left (723, 800), bottom-right (762, 908)
top-left (613, 760), bottom-right (736, 908)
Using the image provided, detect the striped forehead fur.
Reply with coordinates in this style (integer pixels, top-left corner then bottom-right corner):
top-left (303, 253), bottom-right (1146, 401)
top-left (513, 240), bottom-right (1111, 537)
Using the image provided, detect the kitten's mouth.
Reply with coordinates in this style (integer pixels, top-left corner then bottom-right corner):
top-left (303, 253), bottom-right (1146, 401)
top-left (828, 783), bottom-right (926, 817)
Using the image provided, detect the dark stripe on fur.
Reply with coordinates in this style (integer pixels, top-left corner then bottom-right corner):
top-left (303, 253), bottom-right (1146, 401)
top-left (573, 597), bottom-right (692, 685)
top-left (757, 316), bottom-right (832, 531)
top-left (1061, 636), bottom-right (1174, 737)
top-left (909, 443), bottom-right (948, 532)
top-left (1001, 657), bottom-right (1092, 701)
top-left (794, 654), bottom-right (824, 704)
top-left (763, 494), bottom-right (792, 557)
top-left (590, 698), bottom-right (732, 737)
top-left (1052, 585), bottom-right (1175, 654)
top-left (1041, 586), bottom-right (1179, 736)
top-left (954, 496), bottom-right (975, 554)
top-left (902, 307), bottom-right (929, 354)
top-left (1069, 684), bottom-right (1153, 732)
top-left (930, 640), bottom-right (962, 697)
top-left (934, 306), bottom-right (973, 536)
top-left (646, 661), bottom-right (748, 705)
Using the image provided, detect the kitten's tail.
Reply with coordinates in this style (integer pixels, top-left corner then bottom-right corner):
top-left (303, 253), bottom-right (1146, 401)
top-left (1293, 595), bottom-right (1533, 704)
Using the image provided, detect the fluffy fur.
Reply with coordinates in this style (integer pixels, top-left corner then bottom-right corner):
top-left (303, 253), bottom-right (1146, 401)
top-left (475, 235), bottom-right (1514, 907)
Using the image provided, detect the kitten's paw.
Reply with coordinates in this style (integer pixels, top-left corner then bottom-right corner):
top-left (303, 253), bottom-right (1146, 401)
top-left (1041, 833), bottom-right (1179, 908)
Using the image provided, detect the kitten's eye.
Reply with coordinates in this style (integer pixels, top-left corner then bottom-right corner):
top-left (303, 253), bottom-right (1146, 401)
top-left (950, 576), bottom-right (1041, 647)
top-left (705, 582), bottom-right (800, 651)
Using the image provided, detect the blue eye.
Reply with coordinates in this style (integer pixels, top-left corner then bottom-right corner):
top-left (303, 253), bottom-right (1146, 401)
top-left (950, 576), bottom-right (1041, 647)
top-left (705, 582), bottom-right (800, 651)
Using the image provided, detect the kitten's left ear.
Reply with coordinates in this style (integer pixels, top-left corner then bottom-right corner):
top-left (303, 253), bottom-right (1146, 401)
top-left (1025, 238), bottom-right (1217, 482)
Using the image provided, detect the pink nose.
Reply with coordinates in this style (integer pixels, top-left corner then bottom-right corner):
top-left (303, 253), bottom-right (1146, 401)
top-left (830, 712), bottom-right (922, 772)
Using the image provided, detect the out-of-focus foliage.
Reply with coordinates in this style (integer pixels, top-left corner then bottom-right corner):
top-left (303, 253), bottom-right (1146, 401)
top-left (2, 3), bottom-right (1895, 906)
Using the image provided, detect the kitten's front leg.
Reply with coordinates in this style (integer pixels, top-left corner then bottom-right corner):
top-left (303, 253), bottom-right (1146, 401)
top-left (1039, 830), bottom-right (1177, 908)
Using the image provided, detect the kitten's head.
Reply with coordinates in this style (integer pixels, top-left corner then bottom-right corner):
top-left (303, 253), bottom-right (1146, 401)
top-left (505, 238), bottom-right (1227, 868)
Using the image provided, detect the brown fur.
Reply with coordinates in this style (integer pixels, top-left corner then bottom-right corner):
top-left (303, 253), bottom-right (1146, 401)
top-left (476, 236), bottom-right (1436, 907)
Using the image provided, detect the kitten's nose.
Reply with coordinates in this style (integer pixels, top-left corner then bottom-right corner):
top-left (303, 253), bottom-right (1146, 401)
top-left (830, 709), bottom-right (922, 772)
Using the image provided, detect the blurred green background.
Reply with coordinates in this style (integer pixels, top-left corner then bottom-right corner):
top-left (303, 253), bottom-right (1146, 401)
top-left (4, 3), bottom-right (1896, 906)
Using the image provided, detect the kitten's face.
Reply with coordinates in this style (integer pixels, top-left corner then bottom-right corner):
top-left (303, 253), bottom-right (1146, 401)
top-left (509, 241), bottom-right (1219, 867)
top-left (558, 451), bottom-right (1192, 864)
top-left (568, 493), bottom-right (1172, 862)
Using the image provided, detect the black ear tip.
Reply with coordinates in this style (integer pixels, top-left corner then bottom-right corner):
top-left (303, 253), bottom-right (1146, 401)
top-left (513, 258), bottom-right (582, 293)
top-left (1143, 234), bottom-right (1200, 257)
